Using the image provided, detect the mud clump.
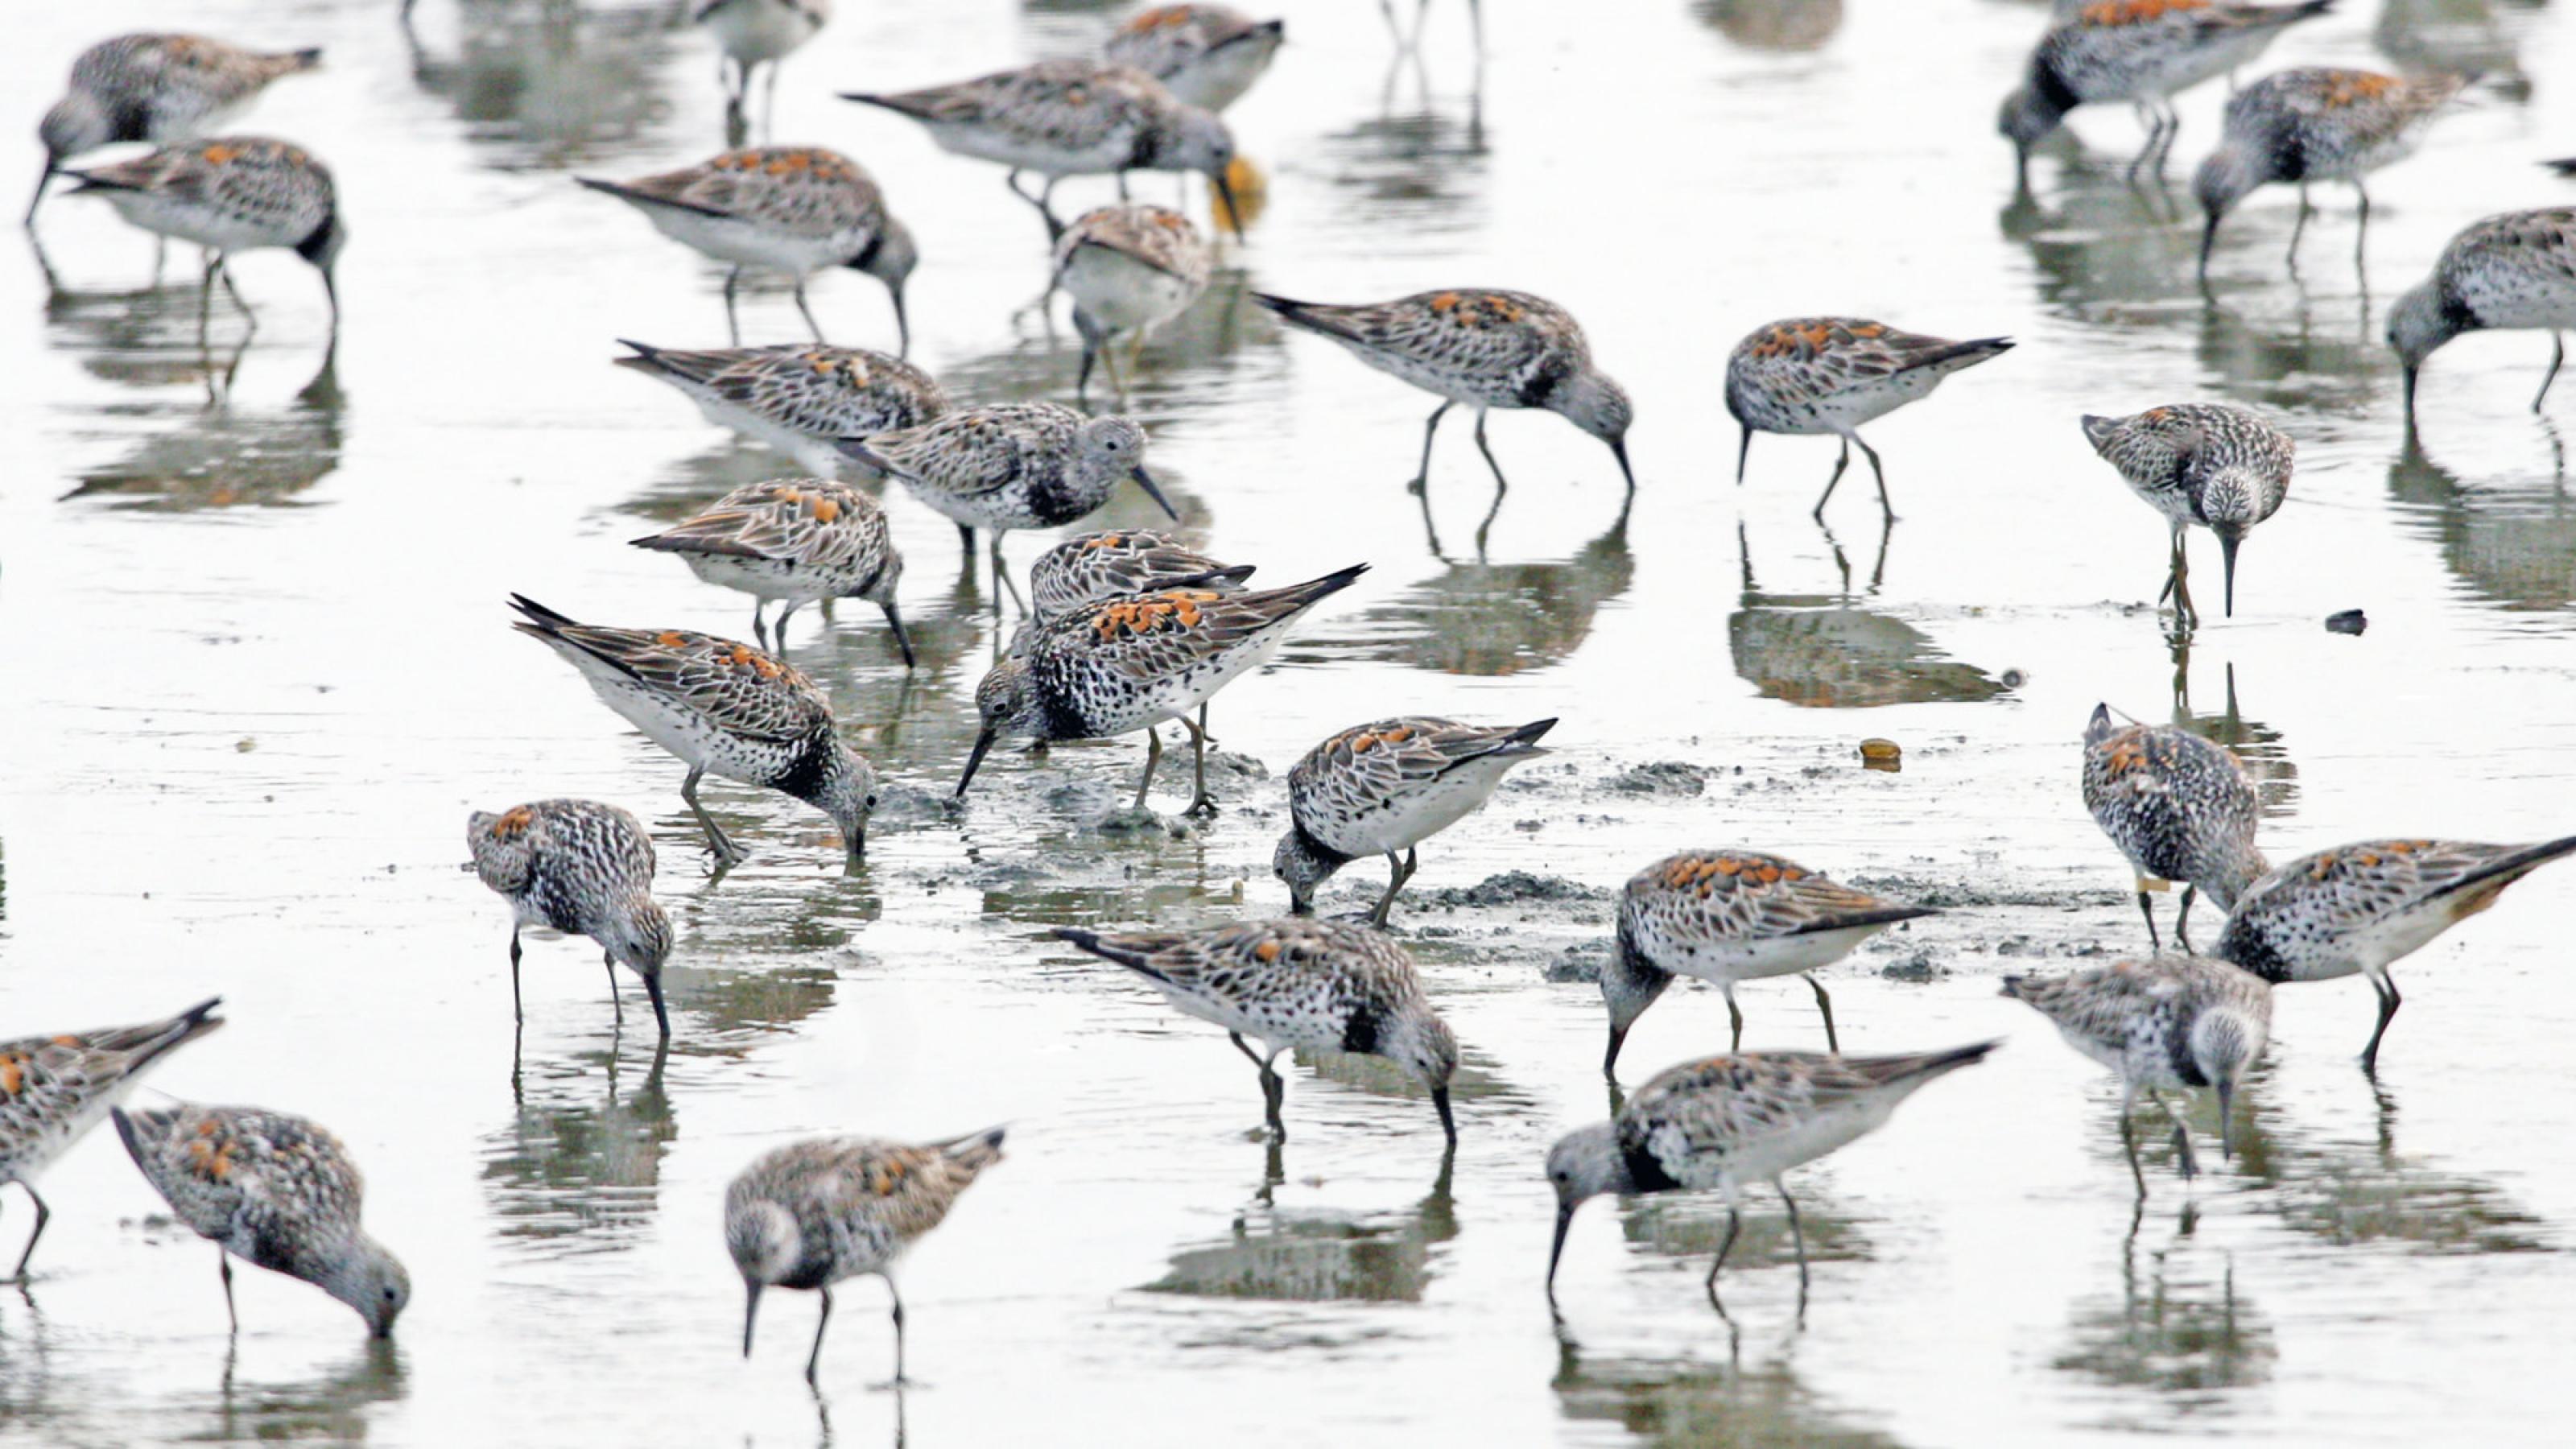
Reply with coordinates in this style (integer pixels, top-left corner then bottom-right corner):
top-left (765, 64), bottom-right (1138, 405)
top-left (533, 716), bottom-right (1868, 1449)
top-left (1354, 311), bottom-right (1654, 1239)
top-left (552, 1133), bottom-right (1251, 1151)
top-left (1546, 940), bottom-right (1611, 983)
top-left (1422, 872), bottom-right (1611, 910)
top-left (1880, 951), bottom-right (1947, 981)
top-left (873, 782), bottom-right (961, 825)
top-left (1605, 761), bottom-right (1709, 796)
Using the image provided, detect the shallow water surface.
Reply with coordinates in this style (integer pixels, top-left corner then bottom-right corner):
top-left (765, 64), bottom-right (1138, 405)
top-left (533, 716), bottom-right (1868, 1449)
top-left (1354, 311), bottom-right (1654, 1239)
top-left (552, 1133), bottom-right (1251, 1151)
top-left (6, 1), bottom-right (2576, 1445)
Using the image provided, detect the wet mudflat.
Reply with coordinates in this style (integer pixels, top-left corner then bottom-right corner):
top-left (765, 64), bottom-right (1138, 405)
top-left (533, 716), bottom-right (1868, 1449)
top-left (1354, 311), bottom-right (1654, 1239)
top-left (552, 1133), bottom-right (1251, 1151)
top-left (4, 0), bottom-right (2576, 1444)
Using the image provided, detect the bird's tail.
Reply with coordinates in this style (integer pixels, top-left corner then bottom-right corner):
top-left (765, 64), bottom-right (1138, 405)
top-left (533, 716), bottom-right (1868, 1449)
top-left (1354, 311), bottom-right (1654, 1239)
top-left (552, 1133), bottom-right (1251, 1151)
top-left (1252, 294), bottom-right (1365, 344)
top-left (2424, 834), bottom-right (2576, 920)
top-left (1052, 927), bottom-right (1178, 982)
top-left (1908, 336), bottom-right (2015, 375)
top-left (1852, 1039), bottom-right (2003, 1090)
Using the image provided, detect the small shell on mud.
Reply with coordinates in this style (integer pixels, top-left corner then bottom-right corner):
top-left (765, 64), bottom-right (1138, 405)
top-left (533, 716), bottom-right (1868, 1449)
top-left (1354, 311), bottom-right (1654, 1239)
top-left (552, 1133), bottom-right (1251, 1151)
top-left (1859, 737), bottom-right (1901, 771)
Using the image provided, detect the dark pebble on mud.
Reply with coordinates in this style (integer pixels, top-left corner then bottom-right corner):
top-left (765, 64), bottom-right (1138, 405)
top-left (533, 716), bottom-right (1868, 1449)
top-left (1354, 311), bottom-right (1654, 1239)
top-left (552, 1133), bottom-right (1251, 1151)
top-left (1605, 761), bottom-right (1709, 796)
top-left (2326, 609), bottom-right (2368, 635)
top-left (1880, 951), bottom-right (1946, 980)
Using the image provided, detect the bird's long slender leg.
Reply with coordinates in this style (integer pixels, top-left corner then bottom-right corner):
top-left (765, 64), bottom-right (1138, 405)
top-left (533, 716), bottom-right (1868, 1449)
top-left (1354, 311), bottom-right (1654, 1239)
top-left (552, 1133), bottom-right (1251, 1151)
top-left (8, 1184), bottom-right (51, 1280)
top-left (2174, 885), bottom-right (2198, 954)
top-left (775, 601), bottom-right (803, 651)
top-left (1726, 989), bottom-right (1746, 1052)
top-left (1470, 408), bottom-right (1510, 498)
top-left (803, 1285), bottom-right (833, 1386)
top-left (2352, 180), bottom-right (2371, 273)
top-left (749, 601), bottom-right (770, 654)
top-left (602, 950), bottom-right (624, 1024)
top-left (198, 252), bottom-right (220, 346)
top-left (1179, 711), bottom-right (1216, 816)
top-left (992, 534), bottom-right (1028, 613)
top-left (2136, 884), bottom-right (2163, 950)
top-left (724, 266), bottom-right (743, 347)
top-left (1371, 848), bottom-right (1418, 927)
top-left (2121, 1108), bottom-right (2147, 1199)
top-left (1230, 1032), bottom-right (1285, 1137)
top-left (886, 1279), bottom-right (908, 1385)
top-left (1803, 974), bottom-right (1839, 1054)
top-left (510, 926), bottom-right (525, 1024)
top-left (793, 279), bottom-right (824, 342)
top-left (1409, 401), bottom-right (1452, 493)
top-left (2126, 104), bottom-right (2157, 184)
top-left (220, 1252), bottom-right (239, 1334)
top-left (2151, 1090), bottom-right (2199, 1179)
top-left (955, 522), bottom-right (976, 574)
top-left (682, 766), bottom-right (745, 866)
top-left (1133, 728), bottom-right (1162, 811)
top-left (1781, 1183), bottom-right (1810, 1294)
top-left (2537, 334), bottom-right (2566, 413)
top-left (1703, 1208), bottom-right (1742, 1315)
top-left (2287, 184), bottom-right (2310, 263)
top-left (1813, 437), bottom-right (1853, 520)
top-left (1851, 432), bottom-right (1893, 520)
top-left (762, 60), bottom-right (780, 144)
top-left (2361, 969), bottom-right (2401, 1074)
top-left (2170, 534), bottom-right (2198, 625)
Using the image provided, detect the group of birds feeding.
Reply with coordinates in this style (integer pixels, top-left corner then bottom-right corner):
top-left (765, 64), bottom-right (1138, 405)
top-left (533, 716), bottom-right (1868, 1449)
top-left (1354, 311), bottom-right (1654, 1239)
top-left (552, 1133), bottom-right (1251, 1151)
top-left (10, 0), bottom-right (2576, 1394)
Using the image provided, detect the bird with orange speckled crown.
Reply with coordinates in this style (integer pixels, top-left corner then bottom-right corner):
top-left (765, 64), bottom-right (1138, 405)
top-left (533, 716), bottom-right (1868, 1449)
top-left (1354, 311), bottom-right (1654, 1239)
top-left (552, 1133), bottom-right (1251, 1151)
top-left (1599, 852), bottom-right (1937, 1077)
top-left (1104, 6), bottom-right (1286, 113)
top-left (114, 1100), bottom-right (410, 1338)
top-left (729, 1127), bottom-right (1005, 1387)
top-left (2194, 68), bottom-right (2464, 278)
top-left (63, 136), bottom-right (345, 333)
top-left (2212, 835), bottom-right (2576, 1071)
top-left (467, 799), bottom-right (674, 1038)
top-left (2082, 704), bottom-right (2266, 952)
top-left (1254, 288), bottom-right (1636, 501)
top-left (507, 597), bottom-right (877, 869)
top-left (2000, 1), bottom-right (2335, 184)
top-left (1725, 317), bottom-right (2013, 522)
top-left (613, 340), bottom-right (948, 481)
top-left (2081, 402), bottom-right (2290, 623)
top-left (960, 565), bottom-right (1369, 814)
top-left (578, 147), bottom-right (916, 351)
top-left (630, 478), bottom-right (910, 661)
top-left (1055, 919), bottom-right (1458, 1147)
top-left (1276, 716), bottom-right (1556, 926)
top-left (0, 999), bottom-right (224, 1281)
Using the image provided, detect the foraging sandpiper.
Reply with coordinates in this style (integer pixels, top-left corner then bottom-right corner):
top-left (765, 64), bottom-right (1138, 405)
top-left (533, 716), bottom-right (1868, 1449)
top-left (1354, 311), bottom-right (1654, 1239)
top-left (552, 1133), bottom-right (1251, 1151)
top-left (467, 799), bottom-right (674, 1038)
top-left (1276, 716), bottom-right (1555, 926)
top-left (613, 339), bottom-right (948, 481)
top-left (1724, 318), bottom-right (2012, 522)
top-left (2081, 402), bottom-right (2291, 621)
top-left (631, 478), bottom-right (910, 661)
top-left (2082, 704), bottom-right (2267, 951)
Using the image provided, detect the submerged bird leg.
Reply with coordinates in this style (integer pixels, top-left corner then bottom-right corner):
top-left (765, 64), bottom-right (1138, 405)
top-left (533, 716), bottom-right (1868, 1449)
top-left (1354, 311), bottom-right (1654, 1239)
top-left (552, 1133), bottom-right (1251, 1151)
top-left (8, 1183), bottom-right (51, 1280)
top-left (1781, 1183), bottom-right (1810, 1293)
top-left (804, 1285), bottom-right (833, 1386)
top-left (220, 1252), bottom-right (239, 1334)
top-left (1813, 437), bottom-right (1853, 520)
top-left (1231, 1032), bottom-right (1286, 1137)
top-left (2287, 184), bottom-right (2310, 263)
top-left (2538, 333), bottom-right (2566, 413)
top-left (1803, 974), bottom-right (1839, 1054)
top-left (2361, 969), bottom-right (2402, 1075)
top-left (2174, 885), bottom-right (2198, 954)
top-left (1703, 1208), bottom-right (1741, 1316)
top-left (682, 766), bottom-right (747, 867)
top-left (603, 950), bottom-right (623, 1023)
top-left (724, 266), bottom-right (744, 348)
top-left (2151, 1091), bottom-right (2199, 1179)
top-left (1135, 728), bottom-right (1163, 811)
top-left (1409, 401), bottom-right (1452, 493)
top-left (2352, 180), bottom-right (2371, 271)
top-left (2136, 883), bottom-right (2162, 949)
top-left (2120, 1108), bottom-right (2147, 1199)
top-left (1179, 711), bottom-right (1216, 816)
top-left (793, 279), bottom-right (825, 342)
top-left (510, 926), bottom-right (526, 1023)
top-left (1073, 311), bottom-right (1103, 403)
top-left (2170, 537), bottom-right (2198, 625)
top-left (197, 252), bottom-right (220, 346)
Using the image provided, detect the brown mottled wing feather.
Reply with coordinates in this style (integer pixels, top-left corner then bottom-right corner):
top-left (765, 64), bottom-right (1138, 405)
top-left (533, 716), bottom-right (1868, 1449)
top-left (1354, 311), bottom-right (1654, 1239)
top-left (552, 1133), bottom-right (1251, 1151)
top-left (1290, 716), bottom-right (1540, 815)
top-left (1039, 571), bottom-right (1355, 688)
top-left (1629, 852), bottom-right (1928, 943)
top-left (534, 623), bottom-right (831, 743)
top-left (871, 61), bottom-right (1163, 150)
top-left (1616, 1052), bottom-right (1883, 1175)
top-left (625, 148), bottom-right (885, 237)
top-left (868, 404), bottom-right (1074, 497)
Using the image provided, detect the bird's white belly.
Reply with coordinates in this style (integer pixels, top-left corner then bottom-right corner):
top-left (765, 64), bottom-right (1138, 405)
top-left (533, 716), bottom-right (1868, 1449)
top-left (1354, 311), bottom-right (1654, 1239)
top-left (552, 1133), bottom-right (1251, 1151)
top-left (1167, 39), bottom-right (1278, 113)
top-left (1661, 921), bottom-right (1885, 985)
top-left (645, 208), bottom-right (840, 275)
top-left (704, 0), bottom-right (822, 64)
top-left (1315, 761), bottom-right (1510, 857)
top-left (1061, 248), bottom-right (1200, 334)
top-left (929, 124), bottom-right (1137, 177)
top-left (107, 192), bottom-right (283, 251)
top-left (686, 554), bottom-right (811, 603)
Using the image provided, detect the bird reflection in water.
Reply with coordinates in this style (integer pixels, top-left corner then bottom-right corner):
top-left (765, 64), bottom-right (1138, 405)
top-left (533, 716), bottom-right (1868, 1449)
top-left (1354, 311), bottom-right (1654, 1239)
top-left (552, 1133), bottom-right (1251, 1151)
top-left (2376, 0), bottom-right (2534, 104)
top-left (1732, 524), bottom-right (2010, 708)
top-left (2162, 655), bottom-right (2298, 820)
top-left (1551, 1318), bottom-right (1902, 1446)
top-left (2387, 431), bottom-right (2576, 614)
top-left (398, 0), bottom-right (682, 172)
top-left (1692, 0), bottom-right (1846, 52)
top-left (2230, 1074), bottom-right (2549, 1255)
top-left (60, 356), bottom-right (345, 510)
top-left (1331, 514), bottom-right (1633, 675)
top-left (2052, 1227), bottom-right (2275, 1413)
top-left (485, 1038), bottom-right (675, 1250)
top-left (1145, 1152), bottom-right (1456, 1303)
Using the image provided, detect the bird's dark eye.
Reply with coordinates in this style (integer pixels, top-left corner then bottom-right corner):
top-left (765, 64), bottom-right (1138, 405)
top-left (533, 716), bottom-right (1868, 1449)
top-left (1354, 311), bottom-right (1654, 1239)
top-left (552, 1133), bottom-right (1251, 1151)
top-left (384, 1287), bottom-right (398, 1300)
top-left (865, 795), bottom-right (878, 809)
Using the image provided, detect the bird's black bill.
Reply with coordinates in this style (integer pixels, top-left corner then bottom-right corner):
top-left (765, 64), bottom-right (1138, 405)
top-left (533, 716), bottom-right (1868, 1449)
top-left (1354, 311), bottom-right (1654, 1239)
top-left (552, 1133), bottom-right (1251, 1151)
top-left (1735, 425), bottom-right (1751, 485)
top-left (1601, 1024), bottom-right (1628, 1079)
top-left (2197, 213), bottom-right (2219, 278)
top-left (1546, 1205), bottom-right (1574, 1301)
top-left (2217, 1081), bottom-right (2235, 1160)
top-left (25, 162), bottom-right (56, 226)
top-left (1212, 171), bottom-right (1244, 239)
top-left (2218, 531), bottom-right (2242, 617)
top-left (881, 601), bottom-right (916, 669)
top-left (742, 1282), bottom-right (762, 1358)
top-left (1432, 1085), bottom-right (1456, 1146)
top-left (890, 283), bottom-right (911, 359)
top-left (956, 728), bottom-right (999, 798)
top-left (1132, 463), bottom-right (1179, 522)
